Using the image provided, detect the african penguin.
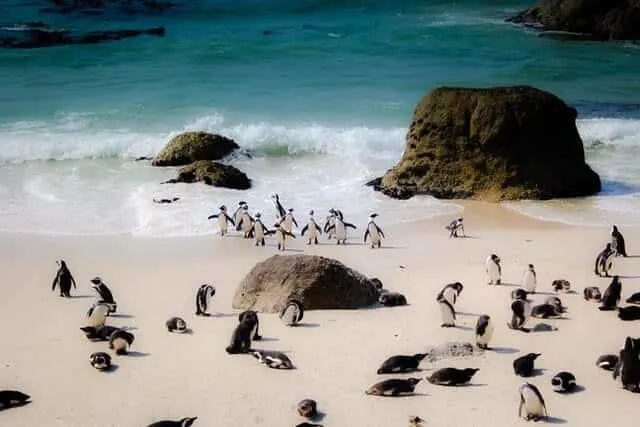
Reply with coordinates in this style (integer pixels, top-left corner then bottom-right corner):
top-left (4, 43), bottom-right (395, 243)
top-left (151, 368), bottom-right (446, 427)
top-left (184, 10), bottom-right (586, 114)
top-left (250, 212), bottom-right (271, 246)
top-left (511, 288), bottom-right (529, 301)
top-left (195, 284), bottom-right (216, 316)
top-left (271, 193), bottom-right (287, 221)
top-left (518, 382), bottom-right (548, 422)
top-left (544, 296), bottom-right (566, 313)
top-left (90, 277), bottom-right (117, 314)
top-left (551, 371), bottom-right (577, 393)
top-left (207, 205), bottom-right (235, 236)
top-left (437, 295), bottom-right (456, 328)
top-left (513, 353), bottom-right (541, 377)
top-left (595, 243), bottom-right (614, 277)
top-left (365, 378), bottom-right (421, 396)
top-left (485, 254), bottom-right (501, 285)
top-left (364, 213), bottom-right (385, 248)
top-left (225, 321), bottom-right (254, 355)
top-left (89, 352), bottom-right (112, 371)
top-left (436, 282), bottom-right (463, 306)
top-left (273, 223), bottom-right (296, 251)
top-left (279, 299), bottom-right (304, 326)
top-left (238, 205), bottom-right (255, 238)
top-left (325, 215), bottom-right (356, 245)
top-left (445, 217), bottom-right (464, 238)
top-left (508, 298), bottom-right (531, 332)
top-left (596, 354), bottom-right (619, 371)
top-left (166, 316), bottom-right (188, 333)
top-left (86, 302), bottom-right (110, 328)
top-left (147, 417), bottom-right (198, 427)
top-left (238, 310), bottom-right (262, 340)
top-left (376, 354), bottom-right (426, 374)
top-left (626, 292), bottom-right (640, 304)
top-left (531, 304), bottom-right (563, 319)
top-left (233, 201), bottom-right (247, 231)
top-left (323, 210), bottom-right (337, 240)
top-left (584, 286), bottom-right (602, 302)
top-left (613, 336), bottom-right (640, 392)
top-left (109, 329), bottom-right (135, 355)
top-left (250, 349), bottom-right (294, 369)
top-left (0, 390), bottom-right (31, 410)
top-left (300, 210), bottom-right (322, 245)
top-left (475, 314), bottom-right (494, 350)
top-left (522, 264), bottom-right (537, 293)
top-left (618, 305), bottom-right (640, 321)
top-left (611, 225), bottom-right (628, 257)
top-left (409, 416), bottom-right (425, 427)
top-left (599, 275), bottom-right (622, 311)
top-left (427, 367), bottom-right (479, 386)
top-left (80, 325), bottom-right (119, 342)
top-left (297, 399), bottom-right (317, 418)
top-left (379, 292), bottom-right (407, 307)
top-left (551, 279), bottom-right (571, 292)
top-left (280, 208), bottom-right (298, 233)
top-left (52, 259), bottom-right (76, 297)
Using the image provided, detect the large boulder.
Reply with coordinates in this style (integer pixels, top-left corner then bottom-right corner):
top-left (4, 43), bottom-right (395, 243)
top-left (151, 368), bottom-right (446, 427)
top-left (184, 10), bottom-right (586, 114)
top-left (507, 0), bottom-right (640, 41)
top-left (232, 255), bottom-right (380, 312)
top-left (375, 85), bottom-right (601, 202)
top-left (161, 160), bottom-right (251, 190)
top-left (152, 132), bottom-right (240, 166)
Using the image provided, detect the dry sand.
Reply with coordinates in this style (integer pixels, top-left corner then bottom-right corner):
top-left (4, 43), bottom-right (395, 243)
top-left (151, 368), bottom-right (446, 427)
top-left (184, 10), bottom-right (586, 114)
top-left (1, 201), bottom-right (639, 426)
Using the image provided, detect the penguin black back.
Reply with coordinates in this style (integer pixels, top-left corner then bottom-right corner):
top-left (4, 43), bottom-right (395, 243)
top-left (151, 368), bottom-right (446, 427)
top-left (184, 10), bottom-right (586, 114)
top-left (147, 417), bottom-right (198, 427)
top-left (599, 276), bottom-right (622, 311)
top-left (0, 390), bottom-right (31, 409)
top-left (513, 353), bottom-right (541, 377)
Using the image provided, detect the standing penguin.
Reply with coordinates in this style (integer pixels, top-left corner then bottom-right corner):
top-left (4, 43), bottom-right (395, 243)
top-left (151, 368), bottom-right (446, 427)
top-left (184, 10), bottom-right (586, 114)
top-left (599, 276), bottom-right (622, 311)
top-left (611, 225), bottom-right (628, 257)
top-left (280, 208), bottom-right (298, 233)
top-left (475, 314), bottom-right (494, 350)
top-left (508, 298), bottom-right (532, 332)
top-left (522, 264), bottom-right (537, 294)
top-left (237, 205), bottom-right (255, 238)
top-left (90, 277), bottom-right (117, 314)
top-left (364, 213), bottom-right (385, 248)
top-left (51, 260), bottom-right (76, 298)
top-left (86, 303), bottom-right (110, 328)
top-left (518, 383), bottom-right (548, 422)
top-left (207, 205), bottom-right (235, 236)
top-left (613, 336), bottom-right (640, 392)
top-left (195, 284), bottom-right (216, 316)
top-left (485, 254), bottom-right (501, 285)
top-left (437, 294), bottom-right (456, 328)
top-left (300, 210), bottom-right (323, 245)
top-left (233, 201), bottom-right (247, 231)
top-left (271, 194), bottom-right (287, 221)
top-left (273, 223), bottom-right (296, 251)
top-left (250, 213), bottom-right (272, 246)
top-left (324, 208), bottom-right (344, 240)
top-left (595, 243), bottom-right (614, 277)
top-left (445, 217), bottom-right (464, 238)
top-left (279, 299), bottom-right (304, 326)
top-left (326, 215), bottom-right (357, 245)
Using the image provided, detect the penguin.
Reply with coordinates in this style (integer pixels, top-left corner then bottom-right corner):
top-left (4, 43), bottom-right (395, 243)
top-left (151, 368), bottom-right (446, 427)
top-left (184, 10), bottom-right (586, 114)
top-left (195, 284), bottom-right (216, 316)
top-left (273, 223), bottom-right (296, 251)
top-left (233, 201), bottom-right (247, 231)
top-left (583, 286), bottom-right (602, 302)
top-left (513, 353), bottom-right (541, 377)
top-left (436, 282), bottom-right (464, 306)
top-left (485, 254), bottom-right (501, 285)
top-left (297, 399), bottom-right (317, 418)
top-left (437, 295), bottom-right (456, 328)
top-left (271, 193), bottom-right (287, 221)
top-left (508, 298), bottom-right (531, 332)
top-left (376, 354), bottom-right (426, 374)
top-left (475, 314), bottom-right (494, 350)
top-left (89, 352), bottom-right (112, 371)
top-left (207, 205), bottom-right (235, 236)
top-left (238, 310), bottom-right (262, 340)
top-left (625, 292), bottom-right (640, 304)
top-left (365, 378), bottom-right (421, 396)
top-left (544, 296), bottom-right (566, 313)
top-left (364, 213), bottom-right (385, 248)
top-left (551, 371), bottom-right (577, 393)
top-left (611, 225), bottom-right (628, 257)
top-left (518, 382), bottom-right (548, 422)
top-left (409, 416), bottom-right (425, 427)
top-left (511, 288), bottom-right (529, 301)
top-left (0, 390), bottom-right (31, 410)
top-left (300, 210), bottom-right (323, 245)
top-left (596, 354), bottom-right (619, 371)
top-left (595, 243), bottom-right (614, 277)
top-left (426, 367), bottom-right (479, 386)
top-left (147, 417), bottom-right (198, 427)
top-left (613, 336), bottom-right (640, 392)
top-left (80, 325), bottom-right (119, 341)
top-left (153, 197), bottom-right (180, 204)
top-left (109, 329), bottom-right (135, 355)
top-left (325, 215), bottom-right (356, 245)
top-left (250, 349), bottom-right (294, 369)
top-left (617, 305), bottom-right (640, 321)
top-left (522, 264), bottom-right (537, 293)
top-left (378, 292), bottom-right (407, 307)
top-left (599, 275), bottom-right (622, 311)
top-left (445, 217), bottom-right (464, 238)
top-left (250, 212), bottom-right (272, 246)
top-left (166, 316), bottom-right (188, 333)
top-left (551, 279), bottom-right (571, 293)
top-left (90, 277), bottom-right (117, 314)
top-left (86, 302), bottom-right (110, 328)
top-left (280, 208), bottom-right (298, 233)
top-left (51, 259), bottom-right (76, 297)
top-left (237, 205), bottom-right (255, 238)
top-left (323, 210), bottom-right (337, 240)
top-left (279, 299), bottom-right (304, 326)
top-left (531, 304), bottom-right (563, 319)
top-left (225, 318), bottom-right (254, 354)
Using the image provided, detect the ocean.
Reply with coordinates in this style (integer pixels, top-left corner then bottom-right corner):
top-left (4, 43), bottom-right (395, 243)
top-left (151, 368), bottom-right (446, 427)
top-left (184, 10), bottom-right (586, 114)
top-left (1, 0), bottom-right (639, 236)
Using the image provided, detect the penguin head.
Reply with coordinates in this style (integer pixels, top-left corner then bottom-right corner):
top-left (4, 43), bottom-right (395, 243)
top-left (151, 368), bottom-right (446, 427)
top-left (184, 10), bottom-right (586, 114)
top-left (271, 194), bottom-right (278, 201)
top-left (463, 368), bottom-right (480, 376)
top-left (242, 205), bottom-right (249, 211)
top-left (413, 353), bottom-right (427, 362)
top-left (219, 205), bottom-right (226, 211)
top-left (90, 277), bottom-right (102, 286)
top-left (407, 378), bottom-right (422, 386)
top-left (57, 259), bottom-right (66, 268)
top-left (273, 223), bottom-right (281, 228)
top-left (369, 213), bottom-right (378, 219)
top-left (255, 212), bottom-right (261, 218)
top-left (288, 208), bottom-right (294, 213)
top-left (528, 264), bottom-right (535, 270)
top-left (612, 225), bottom-right (618, 232)
top-left (458, 217), bottom-right (463, 222)
top-left (309, 209), bottom-right (314, 216)
top-left (180, 417), bottom-right (198, 427)
top-left (239, 201), bottom-right (247, 206)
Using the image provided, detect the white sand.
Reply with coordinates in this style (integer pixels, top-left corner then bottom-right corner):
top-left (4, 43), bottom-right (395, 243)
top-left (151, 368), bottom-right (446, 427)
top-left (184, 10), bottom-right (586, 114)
top-left (1, 201), bottom-right (639, 426)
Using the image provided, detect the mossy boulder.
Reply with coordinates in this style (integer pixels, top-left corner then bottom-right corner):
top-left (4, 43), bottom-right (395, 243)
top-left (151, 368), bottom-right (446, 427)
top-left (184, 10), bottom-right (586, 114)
top-left (152, 132), bottom-right (239, 166)
top-left (507, 0), bottom-right (640, 41)
top-left (376, 85), bottom-right (601, 201)
top-left (162, 160), bottom-right (251, 190)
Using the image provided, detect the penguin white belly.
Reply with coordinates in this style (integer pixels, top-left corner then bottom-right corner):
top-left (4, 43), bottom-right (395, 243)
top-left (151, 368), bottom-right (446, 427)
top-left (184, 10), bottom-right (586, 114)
top-left (281, 306), bottom-right (298, 326)
top-left (306, 222), bottom-right (318, 240)
top-left (87, 305), bottom-right (109, 327)
top-left (521, 387), bottom-right (545, 417)
top-left (442, 287), bottom-right (457, 306)
top-left (368, 224), bottom-right (381, 245)
top-left (476, 320), bottom-right (494, 346)
top-left (255, 224), bottom-right (265, 241)
top-left (111, 338), bottom-right (129, 353)
top-left (486, 262), bottom-right (500, 283)
top-left (277, 231), bottom-right (287, 249)
top-left (242, 214), bottom-right (252, 233)
top-left (281, 217), bottom-right (293, 233)
top-left (439, 301), bottom-right (455, 325)
top-left (522, 271), bottom-right (536, 293)
top-left (217, 215), bottom-right (227, 233)
top-left (326, 217), bottom-right (336, 238)
top-left (335, 223), bottom-right (347, 241)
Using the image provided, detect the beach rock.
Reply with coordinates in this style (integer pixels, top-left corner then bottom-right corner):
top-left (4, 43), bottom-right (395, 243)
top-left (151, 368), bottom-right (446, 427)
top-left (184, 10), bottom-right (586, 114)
top-left (423, 341), bottom-right (480, 362)
top-left (232, 254), bottom-right (379, 312)
top-left (507, 0), bottom-right (640, 41)
top-left (152, 132), bottom-right (240, 167)
top-left (161, 160), bottom-right (251, 190)
top-left (375, 85), bottom-right (601, 201)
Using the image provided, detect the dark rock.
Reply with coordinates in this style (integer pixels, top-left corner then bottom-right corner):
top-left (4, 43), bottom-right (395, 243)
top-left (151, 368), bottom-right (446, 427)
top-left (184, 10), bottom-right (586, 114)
top-left (232, 255), bottom-right (379, 312)
top-left (152, 132), bottom-right (240, 167)
top-left (376, 85), bottom-right (601, 201)
top-left (507, 0), bottom-right (640, 41)
top-left (161, 161), bottom-right (251, 190)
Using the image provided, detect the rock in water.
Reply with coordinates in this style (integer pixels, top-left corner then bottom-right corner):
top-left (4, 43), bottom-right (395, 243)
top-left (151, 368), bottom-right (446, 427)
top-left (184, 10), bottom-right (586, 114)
top-left (375, 86), bottom-right (601, 201)
top-left (152, 132), bottom-right (240, 166)
top-left (507, 0), bottom-right (640, 41)
top-left (233, 255), bottom-right (379, 311)
top-left (162, 160), bottom-right (251, 190)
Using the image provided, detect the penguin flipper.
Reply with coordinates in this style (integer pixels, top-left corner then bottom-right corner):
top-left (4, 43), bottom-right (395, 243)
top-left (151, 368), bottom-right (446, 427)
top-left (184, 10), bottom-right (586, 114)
top-left (285, 231), bottom-right (296, 239)
top-left (326, 225), bottom-right (335, 232)
top-left (226, 215), bottom-right (235, 226)
top-left (237, 218), bottom-right (243, 231)
top-left (345, 222), bottom-right (357, 229)
top-left (207, 214), bottom-right (219, 220)
top-left (293, 218), bottom-right (298, 228)
top-left (52, 275), bottom-right (58, 291)
top-left (314, 223), bottom-right (322, 234)
top-left (301, 225), bottom-right (308, 236)
top-left (376, 226), bottom-right (385, 238)
top-left (71, 274), bottom-right (77, 289)
top-left (364, 229), bottom-right (369, 243)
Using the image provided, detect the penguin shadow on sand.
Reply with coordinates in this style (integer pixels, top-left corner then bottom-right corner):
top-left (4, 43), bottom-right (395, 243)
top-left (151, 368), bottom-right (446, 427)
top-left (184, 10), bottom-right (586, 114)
top-left (109, 313), bottom-right (135, 319)
top-left (69, 294), bottom-right (95, 299)
top-left (488, 346), bottom-right (519, 354)
top-left (206, 312), bottom-right (237, 319)
top-left (123, 351), bottom-right (151, 358)
top-left (544, 416), bottom-right (569, 424)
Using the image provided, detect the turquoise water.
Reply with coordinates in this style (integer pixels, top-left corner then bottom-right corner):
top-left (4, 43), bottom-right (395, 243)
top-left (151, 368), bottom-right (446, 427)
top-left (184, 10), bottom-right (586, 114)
top-left (1, 0), bottom-right (639, 235)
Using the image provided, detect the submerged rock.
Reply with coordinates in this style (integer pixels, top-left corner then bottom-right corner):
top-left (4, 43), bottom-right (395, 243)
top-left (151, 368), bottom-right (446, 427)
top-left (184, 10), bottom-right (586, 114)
top-left (161, 160), bottom-right (251, 190)
top-left (152, 132), bottom-right (240, 167)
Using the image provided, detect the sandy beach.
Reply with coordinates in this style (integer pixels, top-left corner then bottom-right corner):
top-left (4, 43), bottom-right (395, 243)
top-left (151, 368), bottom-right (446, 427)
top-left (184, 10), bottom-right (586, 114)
top-left (1, 201), bottom-right (639, 427)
